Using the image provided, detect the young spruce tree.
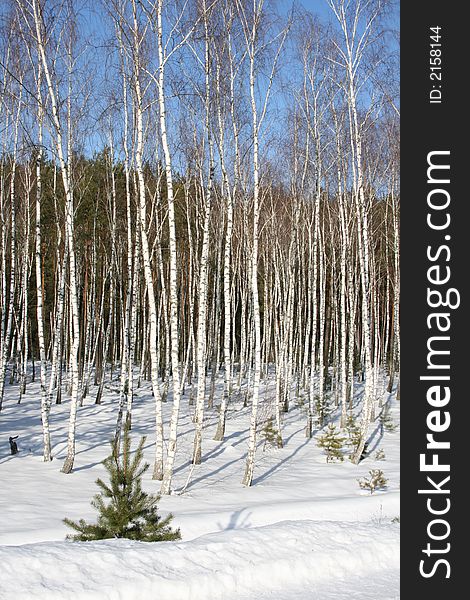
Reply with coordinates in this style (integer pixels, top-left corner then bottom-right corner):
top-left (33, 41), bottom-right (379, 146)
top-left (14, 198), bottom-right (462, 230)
top-left (317, 423), bottom-right (346, 463)
top-left (64, 428), bottom-right (181, 542)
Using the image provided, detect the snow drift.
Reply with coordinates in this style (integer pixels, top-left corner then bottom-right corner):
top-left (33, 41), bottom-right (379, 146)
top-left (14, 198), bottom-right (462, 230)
top-left (0, 520), bottom-right (399, 600)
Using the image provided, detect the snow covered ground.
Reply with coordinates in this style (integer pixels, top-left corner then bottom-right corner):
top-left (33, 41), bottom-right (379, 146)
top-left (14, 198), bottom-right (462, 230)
top-left (0, 520), bottom-right (399, 600)
top-left (0, 376), bottom-right (399, 598)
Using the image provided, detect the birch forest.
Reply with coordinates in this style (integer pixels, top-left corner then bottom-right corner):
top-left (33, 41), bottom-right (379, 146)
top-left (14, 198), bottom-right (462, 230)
top-left (0, 0), bottom-right (399, 492)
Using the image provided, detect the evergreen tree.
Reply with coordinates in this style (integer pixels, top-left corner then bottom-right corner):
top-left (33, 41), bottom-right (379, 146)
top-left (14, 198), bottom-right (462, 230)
top-left (315, 393), bottom-right (332, 427)
top-left (345, 415), bottom-right (361, 446)
top-left (64, 429), bottom-right (181, 541)
top-left (317, 423), bottom-right (346, 463)
top-left (263, 417), bottom-right (283, 450)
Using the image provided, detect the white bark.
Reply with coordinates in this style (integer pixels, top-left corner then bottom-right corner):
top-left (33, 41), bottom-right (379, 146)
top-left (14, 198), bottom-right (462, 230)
top-left (193, 3), bottom-right (214, 465)
top-left (128, 0), bottom-right (164, 477)
top-left (32, 0), bottom-right (81, 473)
top-left (158, 0), bottom-right (182, 495)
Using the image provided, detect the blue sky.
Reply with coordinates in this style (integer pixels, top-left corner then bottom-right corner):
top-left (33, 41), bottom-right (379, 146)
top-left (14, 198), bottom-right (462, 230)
top-left (0, 0), bottom-right (398, 164)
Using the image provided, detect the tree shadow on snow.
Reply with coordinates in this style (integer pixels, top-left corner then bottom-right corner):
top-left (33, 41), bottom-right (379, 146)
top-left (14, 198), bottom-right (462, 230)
top-left (364, 413), bottom-right (386, 456)
top-left (252, 436), bottom-right (311, 485)
top-left (73, 458), bottom-right (106, 472)
top-left (217, 508), bottom-right (252, 532)
top-left (282, 425), bottom-right (308, 446)
top-left (187, 453), bottom-right (247, 489)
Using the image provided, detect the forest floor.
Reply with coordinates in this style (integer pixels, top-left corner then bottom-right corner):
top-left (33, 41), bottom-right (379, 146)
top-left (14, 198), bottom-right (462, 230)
top-left (0, 373), bottom-right (400, 599)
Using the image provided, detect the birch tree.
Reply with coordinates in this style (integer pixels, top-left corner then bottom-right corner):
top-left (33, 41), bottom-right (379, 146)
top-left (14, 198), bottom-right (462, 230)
top-left (30, 0), bottom-right (81, 473)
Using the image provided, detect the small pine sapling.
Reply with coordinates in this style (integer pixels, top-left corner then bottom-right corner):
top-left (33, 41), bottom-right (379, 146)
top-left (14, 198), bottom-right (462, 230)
top-left (358, 469), bottom-right (388, 494)
top-left (315, 394), bottom-right (332, 427)
top-left (345, 415), bottom-right (361, 447)
top-left (64, 428), bottom-right (181, 542)
top-left (263, 417), bottom-right (283, 450)
top-left (317, 423), bottom-right (346, 463)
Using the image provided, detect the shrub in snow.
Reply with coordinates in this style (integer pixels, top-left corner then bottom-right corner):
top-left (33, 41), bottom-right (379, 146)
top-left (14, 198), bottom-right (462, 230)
top-left (358, 469), bottom-right (388, 494)
top-left (64, 428), bottom-right (181, 542)
top-left (317, 423), bottom-right (346, 463)
top-left (375, 448), bottom-right (386, 461)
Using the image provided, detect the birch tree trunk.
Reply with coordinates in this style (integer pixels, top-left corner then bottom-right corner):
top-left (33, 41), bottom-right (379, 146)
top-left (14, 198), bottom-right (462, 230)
top-left (158, 0), bottom-right (182, 495)
top-left (128, 0), bottom-right (164, 476)
top-left (192, 2), bottom-right (214, 465)
top-left (32, 0), bottom-right (81, 473)
top-left (327, 0), bottom-right (380, 464)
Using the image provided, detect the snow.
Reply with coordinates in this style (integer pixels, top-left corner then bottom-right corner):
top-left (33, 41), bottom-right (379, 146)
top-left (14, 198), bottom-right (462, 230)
top-left (0, 520), bottom-right (399, 600)
top-left (0, 376), bottom-right (399, 598)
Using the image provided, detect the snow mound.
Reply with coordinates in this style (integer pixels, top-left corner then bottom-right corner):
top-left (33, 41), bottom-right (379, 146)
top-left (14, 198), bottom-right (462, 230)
top-left (1, 520), bottom-right (399, 600)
